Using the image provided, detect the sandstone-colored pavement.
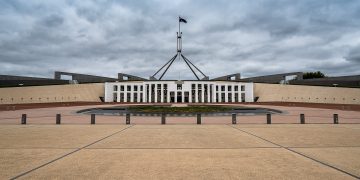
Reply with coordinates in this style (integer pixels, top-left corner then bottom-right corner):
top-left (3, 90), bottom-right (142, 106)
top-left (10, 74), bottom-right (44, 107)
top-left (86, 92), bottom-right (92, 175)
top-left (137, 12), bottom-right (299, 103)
top-left (0, 124), bottom-right (358, 179)
top-left (0, 104), bottom-right (359, 179)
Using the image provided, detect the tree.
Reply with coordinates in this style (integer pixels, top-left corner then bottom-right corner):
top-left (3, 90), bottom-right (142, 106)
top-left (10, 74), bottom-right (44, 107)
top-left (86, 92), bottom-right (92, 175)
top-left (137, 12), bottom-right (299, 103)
top-left (303, 71), bottom-right (326, 79)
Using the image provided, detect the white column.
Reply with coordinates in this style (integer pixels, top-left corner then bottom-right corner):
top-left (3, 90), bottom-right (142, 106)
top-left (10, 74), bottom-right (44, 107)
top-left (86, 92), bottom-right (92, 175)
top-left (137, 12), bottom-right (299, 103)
top-left (225, 84), bottom-right (228, 103)
top-left (201, 84), bottom-right (205, 103)
top-left (154, 83), bottom-right (158, 103)
top-left (167, 86), bottom-right (170, 103)
top-left (142, 85), bottom-right (146, 103)
top-left (232, 84), bottom-right (235, 103)
top-left (160, 84), bottom-right (164, 103)
top-left (137, 90), bottom-right (140, 103)
top-left (212, 84), bottom-right (216, 103)
top-left (148, 84), bottom-right (152, 103)
top-left (175, 91), bottom-right (178, 103)
top-left (189, 87), bottom-right (192, 103)
top-left (124, 84), bottom-right (128, 103)
top-left (117, 85), bottom-right (120, 102)
top-left (195, 84), bottom-right (198, 103)
top-left (181, 91), bottom-right (184, 103)
top-left (130, 85), bottom-right (134, 102)
top-left (207, 84), bottom-right (210, 103)
top-left (238, 84), bottom-right (242, 102)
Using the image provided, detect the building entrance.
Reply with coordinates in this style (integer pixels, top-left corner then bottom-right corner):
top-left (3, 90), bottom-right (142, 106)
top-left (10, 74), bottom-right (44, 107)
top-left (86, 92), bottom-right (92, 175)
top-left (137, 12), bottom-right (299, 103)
top-left (170, 92), bottom-right (175, 103)
top-left (177, 92), bottom-right (182, 103)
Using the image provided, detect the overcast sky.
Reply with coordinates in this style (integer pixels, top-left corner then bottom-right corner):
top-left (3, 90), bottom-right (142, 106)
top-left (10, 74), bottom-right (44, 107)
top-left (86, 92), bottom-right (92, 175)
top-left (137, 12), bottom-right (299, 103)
top-left (1, 0), bottom-right (360, 80)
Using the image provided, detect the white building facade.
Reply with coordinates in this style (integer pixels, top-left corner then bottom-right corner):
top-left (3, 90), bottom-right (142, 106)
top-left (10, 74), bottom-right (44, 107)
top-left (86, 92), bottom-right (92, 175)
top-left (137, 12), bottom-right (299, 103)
top-left (105, 81), bottom-right (254, 103)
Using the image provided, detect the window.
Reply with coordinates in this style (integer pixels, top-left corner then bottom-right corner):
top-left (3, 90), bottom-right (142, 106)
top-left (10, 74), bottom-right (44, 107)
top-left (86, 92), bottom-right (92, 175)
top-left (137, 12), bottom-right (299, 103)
top-left (198, 84), bottom-right (202, 90)
top-left (113, 85), bottom-right (118, 91)
top-left (221, 86), bottom-right (225, 91)
top-left (140, 85), bottom-right (143, 91)
top-left (127, 85), bottom-right (131, 91)
top-left (235, 86), bottom-right (239, 91)
top-left (177, 84), bottom-right (182, 90)
top-left (228, 86), bottom-right (232, 91)
top-left (134, 85), bottom-right (138, 91)
top-left (241, 85), bottom-right (245, 91)
top-left (120, 85), bottom-right (124, 91)
top-left (216, 86), bottom-right (218, 91)
top-left (191, 84), bottom-right (195, 89)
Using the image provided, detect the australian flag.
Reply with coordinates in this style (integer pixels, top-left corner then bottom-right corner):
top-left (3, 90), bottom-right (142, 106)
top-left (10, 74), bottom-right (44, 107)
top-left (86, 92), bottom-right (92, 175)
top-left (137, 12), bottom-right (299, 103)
top-left (179, 17), bottom-right (187, 23)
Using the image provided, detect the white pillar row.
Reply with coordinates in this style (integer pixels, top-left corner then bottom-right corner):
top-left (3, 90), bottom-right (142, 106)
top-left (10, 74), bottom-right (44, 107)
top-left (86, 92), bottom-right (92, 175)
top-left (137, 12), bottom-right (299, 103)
top-left (160, 84), bottom-right (164, 103)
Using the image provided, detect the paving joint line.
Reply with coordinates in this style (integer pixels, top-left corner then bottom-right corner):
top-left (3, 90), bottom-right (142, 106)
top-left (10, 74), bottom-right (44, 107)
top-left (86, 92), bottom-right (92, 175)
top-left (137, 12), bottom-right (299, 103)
top-left (228, 125), bottom-right (360, 179)
top-left (84, 147), bottom-right (280, 149)
top-left (2, 145), bottom-right (359, 150)
top-left (10, 125), bottom-right (134, 180)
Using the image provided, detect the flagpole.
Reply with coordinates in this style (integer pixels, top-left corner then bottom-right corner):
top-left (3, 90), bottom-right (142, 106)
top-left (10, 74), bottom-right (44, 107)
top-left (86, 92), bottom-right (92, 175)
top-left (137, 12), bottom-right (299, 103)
top-left (178, 16), bottom-right (181, 64)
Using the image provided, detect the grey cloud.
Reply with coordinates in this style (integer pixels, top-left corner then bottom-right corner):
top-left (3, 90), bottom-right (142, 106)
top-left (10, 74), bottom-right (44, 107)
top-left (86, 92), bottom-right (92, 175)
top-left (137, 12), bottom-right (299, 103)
top-left (1, 0), bottom-right (360, 79)
top-left (41, 14), bottom-right (64, 27)
top-left (345, 46), bottom-right (360, 63)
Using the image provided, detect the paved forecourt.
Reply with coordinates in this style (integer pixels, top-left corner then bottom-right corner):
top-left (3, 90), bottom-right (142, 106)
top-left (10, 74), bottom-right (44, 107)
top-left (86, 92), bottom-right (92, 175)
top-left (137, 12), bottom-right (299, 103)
top-left (0, 124), bottom-right (360, 179)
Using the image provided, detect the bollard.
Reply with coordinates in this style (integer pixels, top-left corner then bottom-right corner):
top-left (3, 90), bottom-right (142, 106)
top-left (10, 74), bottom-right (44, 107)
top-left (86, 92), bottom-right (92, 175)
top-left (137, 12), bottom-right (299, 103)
top-left (21, 114), bottom-right (27, 124)
top-left (161, 114), bottom-right (166, 124)
top-left (126, 113), bottom-right (131, 125)
top-left (232, 113), bottom-right (237, 124)
top-left (197, 114), bottom-right (201, 124)
top-left (91, 114), bottom-right (95, 124)
top-left (300, 114), bottom-right (305, 124)
top-left (266, 113), bottom-right (271, 124)
top-left (333, 114), bottom-right (339, 124)
top-left (56, 114), bottom-right (61, 124)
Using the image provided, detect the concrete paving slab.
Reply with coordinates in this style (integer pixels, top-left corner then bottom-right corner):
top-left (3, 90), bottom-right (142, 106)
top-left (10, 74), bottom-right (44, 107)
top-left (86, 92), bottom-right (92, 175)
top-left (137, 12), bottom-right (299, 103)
top-left (0, 125), bottom-right (129, 148)
top-left (234, 124), bottom-right (360, 147)
top-left (90, 125), bottom-right (276, 149)
top-left (20, 149), bottom-right (354, 180)
top-left (292, 147), bottom-right (360, 177)
top-left (0, 149), bottom-right (72, 179)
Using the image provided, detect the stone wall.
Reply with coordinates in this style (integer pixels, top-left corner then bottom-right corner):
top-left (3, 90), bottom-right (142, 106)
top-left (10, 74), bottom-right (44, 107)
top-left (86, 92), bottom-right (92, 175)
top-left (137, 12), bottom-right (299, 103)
top-left (254, 83), bottom-right (360, 104)
top-left (0, 83), bottom-right (104, 104)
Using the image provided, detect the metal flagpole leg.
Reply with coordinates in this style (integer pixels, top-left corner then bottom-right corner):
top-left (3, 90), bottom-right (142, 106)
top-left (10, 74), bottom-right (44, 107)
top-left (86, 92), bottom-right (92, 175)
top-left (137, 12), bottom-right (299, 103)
top-left (181, 54), bottom-right (200, 80)
top-left (152, 54), bottom-right (178, 77)
top-left (159, 54), bottom-right (178, 80)
top-left (181, 54), bottom-right (208, 78)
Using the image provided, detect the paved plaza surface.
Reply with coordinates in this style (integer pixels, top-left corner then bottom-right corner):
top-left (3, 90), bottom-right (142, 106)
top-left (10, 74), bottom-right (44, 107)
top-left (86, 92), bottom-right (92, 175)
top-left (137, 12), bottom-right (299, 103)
top-left (0, 104), bottom-right (359, 179)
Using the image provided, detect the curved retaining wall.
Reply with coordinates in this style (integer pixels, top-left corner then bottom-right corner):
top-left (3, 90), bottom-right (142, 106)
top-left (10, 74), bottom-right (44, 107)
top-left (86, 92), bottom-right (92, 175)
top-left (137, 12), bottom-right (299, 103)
top-left (0, 83), bottom-right (104, 104)
top-left (254, 83), bottom-right (360, 104)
